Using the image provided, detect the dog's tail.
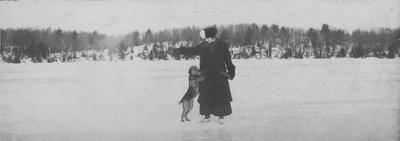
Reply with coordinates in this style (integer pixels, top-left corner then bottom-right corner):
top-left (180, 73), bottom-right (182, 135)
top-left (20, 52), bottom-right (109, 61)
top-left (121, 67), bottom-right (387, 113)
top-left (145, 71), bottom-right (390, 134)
top-left (178, 99), bottom-right (183, 105)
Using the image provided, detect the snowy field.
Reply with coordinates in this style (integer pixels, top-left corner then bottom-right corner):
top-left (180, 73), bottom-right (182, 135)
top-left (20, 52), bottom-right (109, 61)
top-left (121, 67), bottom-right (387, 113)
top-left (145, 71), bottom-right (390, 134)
top-left (0, 58), bottom-right (399, 141)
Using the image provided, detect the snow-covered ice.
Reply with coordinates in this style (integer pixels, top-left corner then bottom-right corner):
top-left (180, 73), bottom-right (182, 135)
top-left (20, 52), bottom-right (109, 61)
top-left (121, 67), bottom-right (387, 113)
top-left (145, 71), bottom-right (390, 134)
top-left (0, 59), bottom-right (399, 141)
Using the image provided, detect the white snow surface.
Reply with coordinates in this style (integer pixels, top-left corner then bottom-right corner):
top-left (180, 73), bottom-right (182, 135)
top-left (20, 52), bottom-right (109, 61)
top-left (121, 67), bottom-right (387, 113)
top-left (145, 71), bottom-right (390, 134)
top-left (0, 58), bottom-right (399, 141)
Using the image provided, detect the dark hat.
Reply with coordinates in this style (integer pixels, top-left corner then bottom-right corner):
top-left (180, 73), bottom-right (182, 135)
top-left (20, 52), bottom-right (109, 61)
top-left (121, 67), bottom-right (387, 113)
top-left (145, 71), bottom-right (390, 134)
top-left (204, 27), bottom-right (217, 38)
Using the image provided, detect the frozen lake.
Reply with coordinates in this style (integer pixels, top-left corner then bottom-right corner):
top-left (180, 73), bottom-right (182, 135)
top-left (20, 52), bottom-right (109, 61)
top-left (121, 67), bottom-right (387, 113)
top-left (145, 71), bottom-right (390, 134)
top-left (1, 59), bottom-right (399, 141)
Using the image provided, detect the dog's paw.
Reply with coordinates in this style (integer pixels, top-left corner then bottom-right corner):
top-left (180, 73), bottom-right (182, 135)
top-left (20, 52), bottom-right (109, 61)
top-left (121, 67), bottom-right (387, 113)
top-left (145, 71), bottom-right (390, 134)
top-left (185, 118), bottom-right (191, 121)
top-left (226, 74), bottom-right (232, 80)
top-left (220, 71), bottom-right (233, 80)
top-left (181, 119), bottom-right (185, 122)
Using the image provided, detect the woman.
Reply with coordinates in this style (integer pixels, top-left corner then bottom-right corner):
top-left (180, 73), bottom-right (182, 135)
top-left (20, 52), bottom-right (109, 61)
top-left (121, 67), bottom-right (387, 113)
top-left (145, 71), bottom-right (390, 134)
top-left (175, 27), bottom-right (235, 124)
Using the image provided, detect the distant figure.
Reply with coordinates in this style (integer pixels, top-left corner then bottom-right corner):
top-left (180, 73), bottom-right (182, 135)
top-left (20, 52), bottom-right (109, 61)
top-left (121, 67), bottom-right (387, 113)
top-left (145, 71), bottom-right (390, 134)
top-left (11, 46), bottom-right (21, 63)
top-left (99, 53), bottom-right (105, 61)
top-left (92, 53), bottom-right (97, 61)
top-left (175, 27), bottom-right (235, 124)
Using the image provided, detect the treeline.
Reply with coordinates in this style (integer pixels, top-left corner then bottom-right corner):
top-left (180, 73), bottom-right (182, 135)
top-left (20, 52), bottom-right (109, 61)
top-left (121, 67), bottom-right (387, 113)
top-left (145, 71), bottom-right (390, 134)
top-left (0, 28), bottom-right (119, 57)
top-left (1, 23), bottom-right (399, 62)
top-left (119, 23), bottom-right (399, 58)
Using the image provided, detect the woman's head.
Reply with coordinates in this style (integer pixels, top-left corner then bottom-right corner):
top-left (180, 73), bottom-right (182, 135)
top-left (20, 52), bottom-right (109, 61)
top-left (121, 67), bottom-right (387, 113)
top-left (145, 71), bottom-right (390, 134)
top-left (202, 27), bottom-right (217, 43)
top-left (204, 27), bottom-right (217, 38)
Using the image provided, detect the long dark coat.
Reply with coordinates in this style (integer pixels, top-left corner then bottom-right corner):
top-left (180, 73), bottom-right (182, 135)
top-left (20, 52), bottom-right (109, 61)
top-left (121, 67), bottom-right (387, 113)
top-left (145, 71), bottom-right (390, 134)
top-left (177, 39), bottom-right (235, 106)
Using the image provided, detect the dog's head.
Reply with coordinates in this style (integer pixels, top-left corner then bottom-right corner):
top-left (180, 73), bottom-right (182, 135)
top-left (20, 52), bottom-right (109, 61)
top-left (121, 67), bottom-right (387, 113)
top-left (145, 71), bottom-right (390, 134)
top-left (188, 66), bottom-right (204, 81)
top-left (188, 66), bottom-right (200, 75)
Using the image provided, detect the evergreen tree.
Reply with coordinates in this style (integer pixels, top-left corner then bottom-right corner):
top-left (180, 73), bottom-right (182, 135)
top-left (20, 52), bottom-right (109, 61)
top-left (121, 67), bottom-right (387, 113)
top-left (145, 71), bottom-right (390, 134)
top-left (244, 27), bottom-right (253, 45)
top-left (144, 29), bottom-right (153, 44)
top-left (260, 24), bottom-right (269, 43)
top-left (321, 24), bottom-right (331, 58)
top-left (53, 28), bottom-right (65, 53)
top-left (219, 29), bottom-right (229, 42)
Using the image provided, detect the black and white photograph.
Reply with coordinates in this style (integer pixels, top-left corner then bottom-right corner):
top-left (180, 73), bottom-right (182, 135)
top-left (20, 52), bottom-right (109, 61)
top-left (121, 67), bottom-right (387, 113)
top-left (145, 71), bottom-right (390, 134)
top-left (0, 0), bottom-right (399, 140)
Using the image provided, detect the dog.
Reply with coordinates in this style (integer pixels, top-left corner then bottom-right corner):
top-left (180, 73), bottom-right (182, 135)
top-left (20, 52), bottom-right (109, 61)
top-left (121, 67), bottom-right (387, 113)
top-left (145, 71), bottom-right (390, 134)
top-left (178, 66), bottom-right (204, 122)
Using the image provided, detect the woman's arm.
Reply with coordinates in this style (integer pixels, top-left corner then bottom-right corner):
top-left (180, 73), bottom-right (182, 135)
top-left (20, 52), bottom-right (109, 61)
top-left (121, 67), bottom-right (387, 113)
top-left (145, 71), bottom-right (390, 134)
top-left (175, 43), bottom-right (202, 56)
top-left (223, 43), bottom-right (235, 80)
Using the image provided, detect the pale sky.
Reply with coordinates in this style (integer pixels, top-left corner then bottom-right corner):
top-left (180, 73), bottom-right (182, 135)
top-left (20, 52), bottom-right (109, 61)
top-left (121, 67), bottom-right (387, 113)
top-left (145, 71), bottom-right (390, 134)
top-left (0, 0), bottom-right (399, 35)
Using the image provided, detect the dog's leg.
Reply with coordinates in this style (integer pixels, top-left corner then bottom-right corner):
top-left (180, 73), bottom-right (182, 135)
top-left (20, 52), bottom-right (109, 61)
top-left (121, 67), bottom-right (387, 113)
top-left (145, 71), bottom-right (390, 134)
top-left (181, 101), bottom-right (189, 122)
top-left (181, 110), bottom-right (186, 122)
top-left (185, 99), bottom-right (194, 121)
